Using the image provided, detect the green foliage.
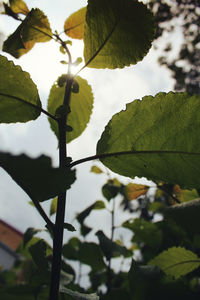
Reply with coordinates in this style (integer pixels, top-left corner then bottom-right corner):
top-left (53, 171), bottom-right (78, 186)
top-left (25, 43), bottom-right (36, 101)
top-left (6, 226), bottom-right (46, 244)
top-left (90, 165), bottom-right (103, 174)
top-left (3, 0), bottom-right (29, 16)
top-left (97, 92), bottom-right (200, 189)
top-left (84, 0), bottom-right (155, 68)
top-left (128, 260), bottom-right (161, 300)
top-left (0, 1), bottom-right (200, 300)
top-left (149, 247), bottom-right (200, 279)
top-left (164, 199), bottom-right (200, 234)
top-left (3, 8), bottom-right (52, 58)
top-left (123, 218), bottom-right (162, 249)
top-left (48, 75), bottom-right (93, 143)
top-left (0, 55), bottom-right (41, 123)
top-left (49, 197), bottom-right (58, 216)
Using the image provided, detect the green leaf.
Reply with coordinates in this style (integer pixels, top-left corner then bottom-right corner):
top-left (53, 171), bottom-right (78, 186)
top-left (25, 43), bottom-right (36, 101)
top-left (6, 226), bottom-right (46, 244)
top-left (62, 237), bottom-right (81, 260)
top-left (80, 223), bottom-right (92, 237)
top-left (90, 165), bottom-right (103, 174)
top-left (173, 185), bottom-right (199, 203)
top-left (63, 223), bottom-right (76, 232)
top-left (48, 75), bottom-right (93, 143)
top-left (164, 198), bottom-right (200, 234)
top-left (60, 287), bottom-right (99, 300)
top-left (49, 197), bottom-right (57, 216)
top-left (79, 242), bottom-right (106, 270)
top-left (84, 0), bottom-right (155, 69)
top-left (77, 200), bottom-right (105, 225)
top-left (0, 152), bottom-right (76, 202)
top-left (3, 8), bottom-right (52, 58)
top-left (123, 218), bottom-right (162, 249)
top-left (29, 240), bottom-right (50, 270)
top-left (149, 247), bottom-right (200, 279)
top-left (97, 92), bottom-right (200, 189)
top-left (8, 0), bottom-right (29, 15)
top-left (64, 7), bottom-right (87, 40)
top-left (102, 180), bottom-right (120, 201)
top-left (23, 227), bottom-right (42, 248)
top-left (0, 55), bottom-right (41, 123)
top-left (128, 259), bottom-right (161, 300)
top-left (96, 230), bottom-right (131, 260)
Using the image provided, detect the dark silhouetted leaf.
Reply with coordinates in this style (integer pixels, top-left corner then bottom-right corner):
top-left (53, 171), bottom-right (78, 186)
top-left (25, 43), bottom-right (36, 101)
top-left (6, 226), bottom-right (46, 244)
top-left (23, 227), bottom-right (42, 248)
top-left (96, 230), bottom-right (131, 260)
top-left (77, 200), bottom-right (105, 224)
top-left (63, 223), bottom-right (76, 232)
top-left (79, 242), bottom-right (106, 270)
top-left (128, 259), bottom-right (161, 300)
top-left (0, 152), bottom-right (76, 202)
top-left (164, 198), bottom-right (200, 234)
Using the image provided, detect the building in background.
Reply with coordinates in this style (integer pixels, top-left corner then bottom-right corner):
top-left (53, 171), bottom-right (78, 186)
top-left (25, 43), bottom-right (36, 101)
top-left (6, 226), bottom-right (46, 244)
top-left (0, 219), bottom-right (23, 270)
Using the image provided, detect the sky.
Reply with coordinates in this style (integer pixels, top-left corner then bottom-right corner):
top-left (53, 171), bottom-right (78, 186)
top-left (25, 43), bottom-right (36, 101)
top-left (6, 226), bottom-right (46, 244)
top-left (0, 0), bottom-right (175, 251)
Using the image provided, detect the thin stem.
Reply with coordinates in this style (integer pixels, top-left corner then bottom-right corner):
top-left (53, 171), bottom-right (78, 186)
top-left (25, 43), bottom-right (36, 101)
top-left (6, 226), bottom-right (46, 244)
top-left (53, 33), bottom-right (72, 75)
top-left (106, 198), bottom-right (115, 293)
top-left (49, 59), bottom-right (73, 299)
top-left (69, 150), bottom-right (200, 168)
top-left (31, 198), bottom-right (54, 230)
top-left (49, 117), bottom-right (67, 300)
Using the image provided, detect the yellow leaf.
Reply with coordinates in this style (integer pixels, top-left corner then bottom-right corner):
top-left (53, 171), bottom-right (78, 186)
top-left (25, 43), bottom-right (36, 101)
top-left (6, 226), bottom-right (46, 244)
top-left (64, 7), bottom-right (86, 40)
top-left (50, 197), bottom-right (58, 216)
top-left (125, 183), bottom-right (149, 201)
top-left (90, 165), bottom-right (103, 174)
top-left (10, 0), bottom-right (29, 15)
top-left (173, 185), bottom-right (199, 203)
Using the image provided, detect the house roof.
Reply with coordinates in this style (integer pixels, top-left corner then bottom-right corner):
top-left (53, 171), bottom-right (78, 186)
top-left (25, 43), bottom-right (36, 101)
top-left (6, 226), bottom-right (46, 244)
top-left (0, 219), bottom-right (23, 250)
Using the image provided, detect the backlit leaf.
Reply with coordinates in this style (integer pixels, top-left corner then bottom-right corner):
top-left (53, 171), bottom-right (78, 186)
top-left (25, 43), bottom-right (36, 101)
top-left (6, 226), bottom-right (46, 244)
top-left (9, 0), bottom-right (29, 15)
top-left (173, 185), bottom-right (199, 203)
top-left (0, 152), bottom-right (76, 202)
top-left (0, 55), bottom-right (41, 123)
top-left (3, 8), bottom-right (52, 58)
top-left (84, 0), bottom-right (155, 68)
top-left (48, 75), bottom-right (93, 143)
top-left (149, 247), bottom-right (200, 279)
top-left (124, 183), bottom-right (149, 201)
top-left (90, 165), bottom-right (103, 174)
top-left (64, 7), bottom-right (86, 39)
top-left (97, 92), bottom-right (200, 189)
top-left (49, 197), bottom-right (57, 216)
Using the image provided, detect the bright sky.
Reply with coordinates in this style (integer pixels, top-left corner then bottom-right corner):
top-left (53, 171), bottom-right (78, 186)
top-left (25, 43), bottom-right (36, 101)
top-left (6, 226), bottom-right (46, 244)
top-left (0, 0), bottom-right (174, 255)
